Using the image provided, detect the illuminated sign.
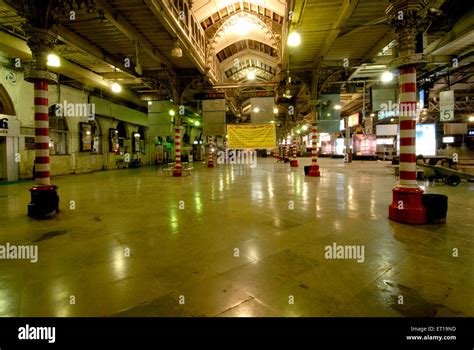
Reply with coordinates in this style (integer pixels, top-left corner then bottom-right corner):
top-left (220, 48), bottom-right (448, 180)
top-left (415, 124), bottom-right (436, 156)
top-left (348, 113), bottom-right (359, 127)
top-left (443, 136), bottom-right (454, 143)
top-left (353, 134), bottom-right (376, 156)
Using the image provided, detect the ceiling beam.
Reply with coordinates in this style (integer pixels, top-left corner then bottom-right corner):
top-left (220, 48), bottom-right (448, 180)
top-left (0, 31), bottom-right (144, 106)
top-left (93, 0), bottom-right (175, 72)
top-left (336, 16), bottom-right (388, 41)
top-left (316, 0), bottom-right (360, 61)
top-left (360, 29), bottom-right (395, 64)
top-left (213, 82), bottom-right (278, 89)
top-left (56, 24), bottom-right (138, 80)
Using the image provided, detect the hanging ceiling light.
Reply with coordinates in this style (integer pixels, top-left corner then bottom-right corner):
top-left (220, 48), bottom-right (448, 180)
top-left (111, 82), bottom-right (122, 93)
top-left (381, 71), bottom-right (394, 83)
top-left (171, 40), bottom-right (183, 58)
top-left (247, 70), bottom-right (256, 81)
top-left (287, 31), bottom-right (301, 47)
top-left (47, 53), bottom-right (60, 67)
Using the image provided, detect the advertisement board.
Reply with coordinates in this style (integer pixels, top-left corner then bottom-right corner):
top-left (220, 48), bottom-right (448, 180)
top-left (353, 134), bottom-right (377, 156)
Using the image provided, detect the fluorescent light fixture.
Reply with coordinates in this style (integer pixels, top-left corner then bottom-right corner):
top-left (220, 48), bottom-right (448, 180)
top-left (370, 113), bottom-right (375, 117)
top-left (169, 109), bottom-right (176, 116)
top-left (469, 116), bottom-right (474, 122)
top-left (111, 82), bottom-right (122, 93)
top-left (134, 133), bottom-right (140, 138)
top-left (47, 53), bottom-right (60, 67)
top-left (253, 107), bottom-right (260, 113)
top-left (443, 136), bottom-right (454, 143)
top-left (296, 130), bottom-right (301, 134)
top-left (273, 107), bottom-right (279, 114)
top-left (381, 71), bottom-right (394, 83)
top-left (287, 31), bottom-right (301, 47)
top-left (334, 104), bottom-right (342, 110)
top-left (247, 71), bottom-right (256, 81)
top-left (148, 101), bottom-right (153, 105)
top-left (302, 125), bottom-right (308, 131)
top-left (194, 121), bottom-right (200, 126)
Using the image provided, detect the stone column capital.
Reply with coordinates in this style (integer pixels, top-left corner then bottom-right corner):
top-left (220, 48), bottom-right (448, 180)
top-left (24, 28), bottom-right (58, 83)
top-left (386, 0), bottom-right (433, 69)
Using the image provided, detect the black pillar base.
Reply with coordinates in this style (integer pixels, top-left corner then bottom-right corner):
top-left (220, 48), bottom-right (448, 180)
top-left (27, 185), bottom-right (59, 219)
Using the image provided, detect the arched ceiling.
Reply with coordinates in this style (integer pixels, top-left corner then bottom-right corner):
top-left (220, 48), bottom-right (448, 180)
top-left (197, 0), bottom-right (288, 83)
top-left (193, 0), bottom-right (287, 22)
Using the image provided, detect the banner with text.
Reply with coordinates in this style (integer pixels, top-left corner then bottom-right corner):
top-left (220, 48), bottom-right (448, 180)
top-left (227, 124), bottom-right (276, 149)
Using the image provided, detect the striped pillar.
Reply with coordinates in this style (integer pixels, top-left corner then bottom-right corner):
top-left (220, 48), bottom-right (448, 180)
top-left (284, 140), bottom-right (289, 162)
top-left (399, 66), bottom-right (418, 187)
top-left (308, 125), bottom-right (320, 177)
top-left (207, 136), bottom-right (215, 168)
top-left (388, 65), bottom-right (426, 224)
top-left (290, 138), bottom-right (298, 167)
top-left (34, 80), bottom-right (50, 185)
top-left (278, 144), bottom-right (284, 162)
top-left (224, 140), bottom-right (228, 164)
top-left (172, 126), bottom-right (182, 177)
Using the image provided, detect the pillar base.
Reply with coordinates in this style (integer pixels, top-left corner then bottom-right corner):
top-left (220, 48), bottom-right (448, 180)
top-left (27, 185), bottom-right (59, 219)
top-left (307, 164), bottom-right (321, 177)
top-left (172, 168), bottom-right (183, 177)
top-left (207, 162), bottom-right (215, 168)
top-left (388, 186), bottom-right (426, 224)
top-left (290, 160), bottom-right (299, 167)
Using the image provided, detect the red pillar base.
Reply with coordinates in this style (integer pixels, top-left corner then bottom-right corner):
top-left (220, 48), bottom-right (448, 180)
top-left (290, 160), bottom-right (299, 167)
top-left (172, 168), bottom-right (183, 177)
top-left (207, 161), bottom-right (215, 168)
top-left (27, 185), bottom-right (59, 218)
top-left (388, 186), bottom-right (427, 224)
top-left (307, 164), bottom-right (320, 177)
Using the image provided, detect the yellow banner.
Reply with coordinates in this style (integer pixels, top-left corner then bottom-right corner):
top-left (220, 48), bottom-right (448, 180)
top-left (227, 124), bottom-right (276, 149)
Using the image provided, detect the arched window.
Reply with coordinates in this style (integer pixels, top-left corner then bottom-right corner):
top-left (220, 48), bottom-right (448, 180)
top-left (48, 105), bottom-right (68, 155)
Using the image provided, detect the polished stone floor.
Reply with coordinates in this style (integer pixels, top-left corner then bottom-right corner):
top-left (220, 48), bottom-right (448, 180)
top-left (0, 158), bottom-right (473, 317)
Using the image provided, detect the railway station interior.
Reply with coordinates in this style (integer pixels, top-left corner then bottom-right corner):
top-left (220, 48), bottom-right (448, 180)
top-left (0, 0), bottom-right (473, 317)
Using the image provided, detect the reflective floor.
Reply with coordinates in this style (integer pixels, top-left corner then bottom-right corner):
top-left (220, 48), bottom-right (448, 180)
top-left (0, 158), bottom-right (473, 317)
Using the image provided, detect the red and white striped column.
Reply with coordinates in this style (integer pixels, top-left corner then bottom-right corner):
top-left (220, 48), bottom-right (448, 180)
top-left (284, 139), bottom-right (289, 162)
top-left (290, 138), bottom-right (298, 167)
top-left (224, 140), bottom-right (228, 164)
top-left (308, 125), bottom-right (320, 176)
top-left (34, 80), bottom-right (51, 185)
top-left (172, 126), bottom-right (183, 177)
top-left (207, 136), bottom-right (215, 168)
top-left (388, 65), bottom-right (426, 224)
